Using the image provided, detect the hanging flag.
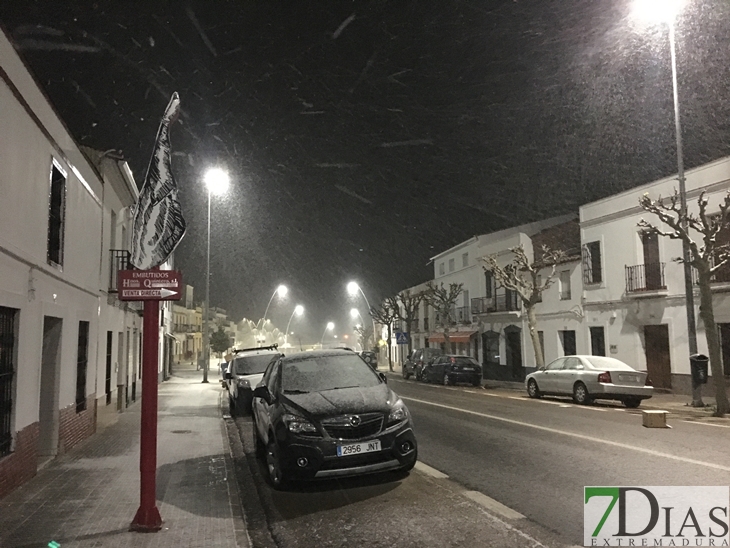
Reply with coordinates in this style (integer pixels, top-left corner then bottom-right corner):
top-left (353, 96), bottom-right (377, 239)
top-left (130, 92), bottom-right (186, 270)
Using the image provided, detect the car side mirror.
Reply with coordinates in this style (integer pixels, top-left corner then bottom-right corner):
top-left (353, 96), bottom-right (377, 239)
top-left (225, 371), bottom-right (233, 380)
top-left (378, 372), bottom-right (387, 384)
top-left (253, 385), bottom-right (273, 404)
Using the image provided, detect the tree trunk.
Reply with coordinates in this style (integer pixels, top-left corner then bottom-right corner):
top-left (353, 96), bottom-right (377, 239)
top-left (697, 270), bottom-right (730, 416)
top-left (405, 319), bottom-right (413, 355)
top-left (527, 305), bottom-right (545, 369)
top-left (387, 324), bottom-right (393, 371)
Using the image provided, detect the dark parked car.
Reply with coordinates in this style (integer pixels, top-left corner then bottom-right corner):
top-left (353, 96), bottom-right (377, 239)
top-left (402, 348), bottom-right (443, 380)
top-left (252, 349), bottom-right (418, 489)
top-left (226, 345), bottom-right (281, 416)
top-left (359, 351), bottom-right (378, 370)
top-left (422, 355), bottom-right (482, 386)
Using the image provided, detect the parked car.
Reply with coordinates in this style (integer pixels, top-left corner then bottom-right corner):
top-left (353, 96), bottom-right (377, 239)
top-left (525, 355), bottom-right (653, 408)
top-left (421, 355), bottom-right (482, 386)
top-left (226, 345), bottom-right (282, 416)
top-left (359, 351), bottom-right (378, 370)
top-left (251, 349), bottom-right (418, 489)
top-left (402, 348), bottom-right (443, 380)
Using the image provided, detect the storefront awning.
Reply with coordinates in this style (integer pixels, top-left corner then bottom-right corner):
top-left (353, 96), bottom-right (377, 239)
top-left (428, 331), bottom-right (478, 344)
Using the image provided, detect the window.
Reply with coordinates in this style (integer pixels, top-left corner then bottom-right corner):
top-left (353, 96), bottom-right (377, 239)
top-left (559, 330), bottom-right (576, 356)
top-left (0, 307), bottom-right (17, 457)
top-left (47, 161), bottom-right (67, 267)
top-left (590, 326), bottom-right (606, 356)
top-left (448, 258), bottom-right (455, 272)
top-left (582, 241), bottom-right (602, 284)
top-left (546, 357), bottom-right (566, 371)
top-left (560, 270), bottom-right (571, 300)
top-left (485, 271), bottom-right (493, 299)
top-left (462, 252), bottom-right (469, 267)
top-left (76, 321), bottom-right (90, 412)
top-left (439, 262), bottom-right (445, 276)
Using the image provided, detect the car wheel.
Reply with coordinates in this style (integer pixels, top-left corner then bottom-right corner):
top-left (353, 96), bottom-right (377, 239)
top-left (527, 379), bottom-right (541, 399)
top-left (623, 397), bottom-right (642, 409)
top-left (403, 367), bottom-right (410, 380)
top-left (573, 382), bottom-right (591, 405)
top-left (235, 394), bottom-right (251, 417)
top-left (229, 395), bottom-right (236, 414)
top-left (266, 438), bottom-right (288, 490)
top-left (443, 374), bottom-right (450, 386)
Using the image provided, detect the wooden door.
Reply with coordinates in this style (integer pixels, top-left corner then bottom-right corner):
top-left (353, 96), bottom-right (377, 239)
top-left (644, 325), bottom-right (671, 389)
top-left (642, 232), bottom-right (663, 290)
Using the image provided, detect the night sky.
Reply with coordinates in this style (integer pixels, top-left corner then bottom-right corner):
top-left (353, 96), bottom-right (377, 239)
top-left (2, 0), bottom-right (730, 344)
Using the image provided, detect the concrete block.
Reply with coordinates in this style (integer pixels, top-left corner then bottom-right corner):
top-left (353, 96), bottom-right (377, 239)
top-left (642, 410), bottom-right (668, 428)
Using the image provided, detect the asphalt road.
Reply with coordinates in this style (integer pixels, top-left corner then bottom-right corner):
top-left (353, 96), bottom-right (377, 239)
top-left (229, 375), bottom-right (730, 547)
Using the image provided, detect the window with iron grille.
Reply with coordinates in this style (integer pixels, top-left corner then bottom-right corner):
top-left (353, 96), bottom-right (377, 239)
top-left (582, 241), bottom-right (602, 284)
top-left (76, 321), bottom-right (90, 412)
top-left (47, 161), bottom-right (67, 268)
top-left (0, 306), bottom-right (17, 457)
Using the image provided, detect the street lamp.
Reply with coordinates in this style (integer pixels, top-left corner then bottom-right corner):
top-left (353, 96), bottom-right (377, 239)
top-left (347, 281), bottom-right (377, 350)
top-left (320, 321), bottom-right (335, 347)
top-left (201, 167), bottom-right (230, 383)
top-left (285, 304), bottom-right (304, 346)
top-left (633, 0), bottom-right (700, 404)
top-left (350, 308), bottom-right (364, 322)
top-left (262, 284), bottom-right (288, 326)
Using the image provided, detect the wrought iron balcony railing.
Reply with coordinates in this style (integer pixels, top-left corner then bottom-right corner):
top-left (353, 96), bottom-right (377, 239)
top-left (625, 262), bottom-right (666, 293)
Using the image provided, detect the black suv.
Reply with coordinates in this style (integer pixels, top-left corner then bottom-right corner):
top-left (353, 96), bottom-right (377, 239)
top-left (402, 348), bottom-right (443, 380)
top-left (252, 349), bottom-right (417, 489)
top-left (422, 355), bottom-right (482, 386)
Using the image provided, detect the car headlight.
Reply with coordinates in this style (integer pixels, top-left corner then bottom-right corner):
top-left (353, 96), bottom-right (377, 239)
top-left (283, 413), bottom-right (318, 434)
top-left (237, 379), bottom-right (250, 388)
top-left (388, 399), bottom-right (408, 425)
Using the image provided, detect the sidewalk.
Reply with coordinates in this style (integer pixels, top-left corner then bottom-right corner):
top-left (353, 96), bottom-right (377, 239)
top-left (0, 366), bottom-right (248, 548)
top-left (385, 362), bottom-right (726, 420)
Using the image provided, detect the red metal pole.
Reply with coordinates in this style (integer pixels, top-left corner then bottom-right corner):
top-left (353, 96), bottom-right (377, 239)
top-left (130, 299), bottom-right (163, 532)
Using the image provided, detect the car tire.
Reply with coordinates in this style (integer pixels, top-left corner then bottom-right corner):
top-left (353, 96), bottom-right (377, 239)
top-left (229, 395), bottom-right (236, 414)
top-left (623, 397), bottom-right (642, 409)
top-left (443, 374), bottom-right (450, 386)
top-left (265, 438), bottom-right (288, 490)
top-left (573, 382), bottom-right (591, 405)
top-left (235, 394), bottom-right (251, 417)
top-left (527, 379), bottom-right (541, 399)
top-left (403, 367), bottom-right (410, 380)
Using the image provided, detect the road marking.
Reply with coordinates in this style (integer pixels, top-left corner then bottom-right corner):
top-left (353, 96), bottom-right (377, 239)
top-left (463, 490), bottom-right (525, 519)
top-left (402, 396), bottom-right (730, 472)
top-left (414, 461), bottom-right (449, 479)
top-left (683, 420), bottom-right (730, 429)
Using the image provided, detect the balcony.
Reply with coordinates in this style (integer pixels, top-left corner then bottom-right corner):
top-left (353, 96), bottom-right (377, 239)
top-left (471, 292), bottom-right (520, 314)
top-left (109, 249), bottom-right (131, 292)
top-left (625, 263), bottom-right (666, 293)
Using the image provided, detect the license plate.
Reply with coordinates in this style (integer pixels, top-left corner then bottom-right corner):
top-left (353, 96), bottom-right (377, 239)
top-left (619, 374), bottom-right (638, 382)
top-left (337, 440), bottom-right (381, 457)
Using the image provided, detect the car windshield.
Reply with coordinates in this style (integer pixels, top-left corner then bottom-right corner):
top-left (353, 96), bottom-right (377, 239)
top-left (584, 356), bottom-right (636, 371)
top-left (281, 354), bottom-right (382, 393)
top-left (233, 354), bottom-right (277, 376)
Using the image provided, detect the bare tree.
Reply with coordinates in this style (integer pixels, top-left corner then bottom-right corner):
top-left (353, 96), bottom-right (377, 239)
top-left (424, 282), bottom-right (464, 350)
top-left (353, 323), bottom-right (374, 352)
top-left (392, 289), bottom-right (425, 355)
top-left (638, 190), bottom-right (730, 416)
top-left (370, 300), bottom-right (398, 371)
top-left (480, 244), bottom-right (566, 369)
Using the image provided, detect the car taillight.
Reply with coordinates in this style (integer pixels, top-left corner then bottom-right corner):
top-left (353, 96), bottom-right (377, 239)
top-left (597, 372), bottom-right (612, 383)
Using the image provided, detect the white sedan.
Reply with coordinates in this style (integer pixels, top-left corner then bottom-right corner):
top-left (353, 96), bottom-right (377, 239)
top-left (525, 355), bottom-right (653, 408)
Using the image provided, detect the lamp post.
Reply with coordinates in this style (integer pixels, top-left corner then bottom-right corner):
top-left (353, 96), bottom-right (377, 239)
top-left (347, 281), bottom-right (378, 350)
top-left (320, 321), bottom-right (334, 347)
top-left (285, 305), bottom-right (304, 347)
top-left (201, 168), bottom-right (229, 384)
top-left (262, 284), bottom-right (288, 325)
top-left (633, 0), bottom-right (701, 405)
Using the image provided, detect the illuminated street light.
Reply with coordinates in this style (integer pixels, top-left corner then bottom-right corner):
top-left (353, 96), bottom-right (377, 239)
top-left (201, 167), bottom-right (230, 384)
top-left (262, 284), bottom-right (288, 327)
top-left (285, 304), bottom-right (304, 346)
top-left (320, 321), bottom-right (335, 346)
top-left (347, 281), bottom-right (377, 350)
top-left (350, 308), bottom-right (364, 322)
top-left (632, 0), bottom-right (700, 405)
